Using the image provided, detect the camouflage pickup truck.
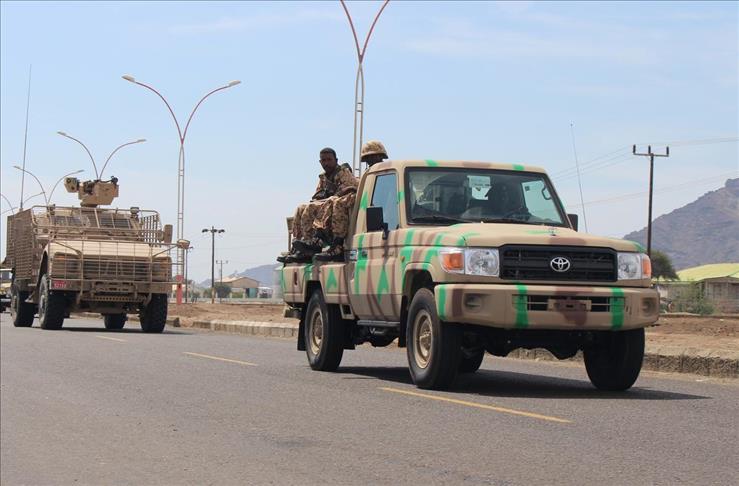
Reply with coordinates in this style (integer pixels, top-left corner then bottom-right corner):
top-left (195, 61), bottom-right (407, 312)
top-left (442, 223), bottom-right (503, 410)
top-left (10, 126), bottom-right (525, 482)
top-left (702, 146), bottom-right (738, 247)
top-left (281, 160), bottom-right (659, 391)
top-left (5, 178), bottom-right (180, 332)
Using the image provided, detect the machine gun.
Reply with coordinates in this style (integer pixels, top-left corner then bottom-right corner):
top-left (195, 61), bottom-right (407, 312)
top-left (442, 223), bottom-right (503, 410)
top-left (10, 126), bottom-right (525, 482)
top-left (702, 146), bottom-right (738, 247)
top-left (64, 177), bottom-right (119, 207)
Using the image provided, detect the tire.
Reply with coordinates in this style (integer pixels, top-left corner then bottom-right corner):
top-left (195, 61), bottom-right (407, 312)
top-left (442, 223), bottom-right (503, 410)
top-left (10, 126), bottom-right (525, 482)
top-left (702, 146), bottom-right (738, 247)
top-left (10, 283), bottom-right (35, 327)
top-left (139, 294), bottom-right (167, 333)
top-left (459, 347), bottom-right (485, 374)
top-left (406, 288), bottom-right (462, 390)
top-left (38, 276), bottom-right (66, 330)
top-left (104, 314), bottom-right (127, 330)
top-left (584, 328), bottom-right (645, 391)
top-left (304, 289), bottom-right (344, 371)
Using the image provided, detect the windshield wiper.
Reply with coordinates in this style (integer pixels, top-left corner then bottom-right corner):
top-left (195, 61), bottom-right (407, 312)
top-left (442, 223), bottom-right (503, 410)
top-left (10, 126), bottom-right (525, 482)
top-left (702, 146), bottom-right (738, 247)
top-left (480, 218), bottom-right (539, 225)
top-left (412, 215), bottom-right (470, 225)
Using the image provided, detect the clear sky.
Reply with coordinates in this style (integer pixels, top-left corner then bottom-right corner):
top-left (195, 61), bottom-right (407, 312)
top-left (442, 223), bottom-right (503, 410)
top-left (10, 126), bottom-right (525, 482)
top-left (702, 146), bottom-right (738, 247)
top-left (1, 1), bottom-right (737, 281)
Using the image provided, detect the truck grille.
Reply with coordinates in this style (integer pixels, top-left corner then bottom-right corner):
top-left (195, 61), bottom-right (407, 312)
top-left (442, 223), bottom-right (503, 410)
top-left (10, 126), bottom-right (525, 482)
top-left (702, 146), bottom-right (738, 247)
top-left (500, 245), bottom-right (617, 282)
top-left (51, 257), bottom-right (170, 282)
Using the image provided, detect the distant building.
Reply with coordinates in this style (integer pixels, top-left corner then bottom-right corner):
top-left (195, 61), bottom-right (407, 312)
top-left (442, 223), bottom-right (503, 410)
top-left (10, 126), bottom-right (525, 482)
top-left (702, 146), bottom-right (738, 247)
top-left (657, 263), bottom-right (739, 313)
top-left (221, 276), bottom-right (260, 298)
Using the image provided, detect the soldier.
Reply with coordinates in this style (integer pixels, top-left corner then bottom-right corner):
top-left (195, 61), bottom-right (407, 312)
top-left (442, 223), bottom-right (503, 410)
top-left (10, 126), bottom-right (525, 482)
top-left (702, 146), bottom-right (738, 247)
top-left (361, 140), bottom-right (388, 168)
top-left (279, 148), bottom-right (358, 263)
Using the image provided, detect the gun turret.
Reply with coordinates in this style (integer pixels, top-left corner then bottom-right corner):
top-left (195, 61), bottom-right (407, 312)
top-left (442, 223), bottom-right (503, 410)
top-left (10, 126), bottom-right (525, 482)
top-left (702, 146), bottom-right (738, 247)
top-left (65, 177), bottom-right (119, 207)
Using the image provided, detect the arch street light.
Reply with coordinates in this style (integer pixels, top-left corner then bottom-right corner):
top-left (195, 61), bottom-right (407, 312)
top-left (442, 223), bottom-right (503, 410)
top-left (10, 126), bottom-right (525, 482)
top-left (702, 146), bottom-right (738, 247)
top-left (123, 74), bottom-right (241, 304)
top-left (13, 165), bottom-right (48, 206)
top-left (57, 131), bottom-right (146, 180)
top-left (48, 169), bottom-right (85, 203)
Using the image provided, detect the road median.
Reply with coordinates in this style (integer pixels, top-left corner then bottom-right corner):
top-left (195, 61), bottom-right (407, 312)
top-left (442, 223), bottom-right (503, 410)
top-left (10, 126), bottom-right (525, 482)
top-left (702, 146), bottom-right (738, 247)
top-left (182, 318), bottom-right (738, 379)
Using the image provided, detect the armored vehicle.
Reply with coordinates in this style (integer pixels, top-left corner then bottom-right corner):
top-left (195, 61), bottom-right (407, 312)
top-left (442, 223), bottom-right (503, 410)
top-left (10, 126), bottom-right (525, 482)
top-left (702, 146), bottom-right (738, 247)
top-left (281, 160), bottom-right (659, 391)
top-left (5, 177), bottom-right (179, 332)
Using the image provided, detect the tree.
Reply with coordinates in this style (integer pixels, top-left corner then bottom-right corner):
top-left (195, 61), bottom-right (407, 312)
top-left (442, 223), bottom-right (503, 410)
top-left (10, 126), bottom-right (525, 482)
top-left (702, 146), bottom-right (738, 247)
top-left (214, 283), bottom-right (231, 298)
top-left (651, 250), bottom-right (678, 280)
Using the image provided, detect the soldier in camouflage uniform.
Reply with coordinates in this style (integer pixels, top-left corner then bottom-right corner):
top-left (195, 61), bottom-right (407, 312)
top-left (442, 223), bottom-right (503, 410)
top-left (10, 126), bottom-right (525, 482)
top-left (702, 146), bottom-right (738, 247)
top-left (280, 148), bottom-right (358, 263)
top-left (360, 140), bottom-right (388, 168)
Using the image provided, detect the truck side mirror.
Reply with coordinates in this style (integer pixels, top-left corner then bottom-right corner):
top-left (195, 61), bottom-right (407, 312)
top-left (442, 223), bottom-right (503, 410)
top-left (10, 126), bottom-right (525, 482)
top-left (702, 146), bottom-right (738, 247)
top-left (567, 214), bottom-right (579, 231)
top-left (162, 224), bottom-right (173, 243)
top-left (366, 206), bottom-right (389, 239)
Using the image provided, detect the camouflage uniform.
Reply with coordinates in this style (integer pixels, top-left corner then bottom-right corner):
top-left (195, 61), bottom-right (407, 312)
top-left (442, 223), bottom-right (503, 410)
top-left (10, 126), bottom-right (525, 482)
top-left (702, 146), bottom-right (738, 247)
top-left (292, 164), bottom-right (358, 242)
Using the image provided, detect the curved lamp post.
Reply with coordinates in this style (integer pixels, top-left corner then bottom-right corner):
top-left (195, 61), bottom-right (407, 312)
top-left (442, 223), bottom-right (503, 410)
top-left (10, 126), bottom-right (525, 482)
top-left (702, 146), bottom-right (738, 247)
top-left (13, 165), bottom-right (48, 206)
top-left (1, 192), bottom-right (17, 215)
top-left (340, 0), bottom-right (390, 175)
top-left (57, 132), bottom-right (145, 180)
top-left (48, 169), bottom-right (84, 203)
top-left (123, 74), bottom-right (240, 304)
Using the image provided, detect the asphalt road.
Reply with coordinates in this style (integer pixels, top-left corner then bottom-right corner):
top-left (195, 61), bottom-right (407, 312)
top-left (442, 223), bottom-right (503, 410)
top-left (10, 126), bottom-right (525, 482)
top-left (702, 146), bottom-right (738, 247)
top-left (2, 315), bottom-right (737, 486)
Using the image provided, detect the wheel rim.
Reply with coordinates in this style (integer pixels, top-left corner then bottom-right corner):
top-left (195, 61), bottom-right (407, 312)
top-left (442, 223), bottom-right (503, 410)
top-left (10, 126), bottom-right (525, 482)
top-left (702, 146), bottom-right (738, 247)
top-left (308, 307), bottom-right (323, 356)
top-left (412, 309), bottom-right (433, 369)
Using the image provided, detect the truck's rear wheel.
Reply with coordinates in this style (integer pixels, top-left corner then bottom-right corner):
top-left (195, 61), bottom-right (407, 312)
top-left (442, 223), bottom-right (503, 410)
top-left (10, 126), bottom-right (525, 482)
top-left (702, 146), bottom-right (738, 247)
top-left (104, 314), bottom-right (127, 330)
top-left (38, 276), bottom-right (66, 330)
top-left (10, 283), bottom-right (35, 327)
top-left (584, 328), bottom-right (644, 391)
top-left (304, 289), bottom-right (344, 371)
top-left (406, 288), bottom-right (462, 390)
top-left (139, 294), bottom-right (167, 333)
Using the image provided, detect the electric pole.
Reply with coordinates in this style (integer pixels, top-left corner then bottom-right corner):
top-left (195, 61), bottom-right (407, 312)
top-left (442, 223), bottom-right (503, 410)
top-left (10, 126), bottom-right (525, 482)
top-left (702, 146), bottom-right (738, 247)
top-left (202, 226), bottom-right (225, 304)
top-left (632, 145), bottom-right (670, 256)
top-left (216, 259), bottom-right (228, 303)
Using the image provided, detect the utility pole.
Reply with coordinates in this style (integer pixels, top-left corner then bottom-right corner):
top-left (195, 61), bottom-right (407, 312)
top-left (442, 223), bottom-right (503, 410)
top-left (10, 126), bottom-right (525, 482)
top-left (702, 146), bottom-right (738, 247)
top-left (632, 145), bottom-right (670, 256)
top-left (184, 246), bottom-right (194, 303)
top-left (216, 259), bottom-right (228, 303)
top-left (202, 226), bottom-right (225, 304)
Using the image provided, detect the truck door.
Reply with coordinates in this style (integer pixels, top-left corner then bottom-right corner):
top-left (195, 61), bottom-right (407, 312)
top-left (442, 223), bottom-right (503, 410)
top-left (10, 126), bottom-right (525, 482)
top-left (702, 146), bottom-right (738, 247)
top-left (349, 171), bottom-right (401, 321)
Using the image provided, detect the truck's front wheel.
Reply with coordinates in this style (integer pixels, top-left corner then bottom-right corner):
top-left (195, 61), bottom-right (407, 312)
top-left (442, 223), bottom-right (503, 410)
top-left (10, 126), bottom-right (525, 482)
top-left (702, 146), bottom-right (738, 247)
top-left (406, 288), bottom-right (462, 390)
top-left (38, 276), bottom-right (66, 330)
top-left (584, 328), bottom-right (644, 391)
top-left (139, 294), bottom-right (167, 333)
top-left (10, 283), bottom-right (35, 327)
top-left (104, 314), bottom-right (127, 330)
top-left (304, 289), bottom-right (344, 371)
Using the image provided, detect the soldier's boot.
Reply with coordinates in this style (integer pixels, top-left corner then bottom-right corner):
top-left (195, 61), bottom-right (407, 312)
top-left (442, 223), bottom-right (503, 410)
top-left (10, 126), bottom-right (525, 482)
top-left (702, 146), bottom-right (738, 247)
top-left (292, 238), bottom-right (323, 254)
top-left (276, 254), bottom-right (289, 263)
top-left (314, 238), bottom-right (345, 262)
top-left (287, 250), bottom-right (314, 264)
top-left (314, 228), bottom-right (332, 247)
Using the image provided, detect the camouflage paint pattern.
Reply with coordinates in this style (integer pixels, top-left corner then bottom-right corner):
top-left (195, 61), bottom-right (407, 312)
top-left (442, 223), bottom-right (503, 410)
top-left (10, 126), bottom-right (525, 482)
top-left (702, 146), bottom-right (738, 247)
top-left (282, 160), bottom-right (658, 331)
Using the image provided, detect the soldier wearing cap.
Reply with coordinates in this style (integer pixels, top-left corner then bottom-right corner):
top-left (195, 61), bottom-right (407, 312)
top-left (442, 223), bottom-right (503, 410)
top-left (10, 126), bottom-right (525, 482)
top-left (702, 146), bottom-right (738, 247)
top-left (361, 140), bottom-right (388, 168)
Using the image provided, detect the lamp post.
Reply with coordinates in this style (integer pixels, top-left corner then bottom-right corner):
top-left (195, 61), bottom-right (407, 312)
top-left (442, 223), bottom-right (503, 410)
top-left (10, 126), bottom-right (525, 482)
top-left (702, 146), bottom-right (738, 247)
top-left (57, 132), bottom-right (145, 180)
top-left (13, 166), bottom-right (48, 206)
top-left (1, 193), bottom-right (16, 215)
top-left (122, 75), bottom-right (241, 304)
top-left (202, 226), bottom-right (225, 304)
top-left (184, 246), bottom-right (194, 303)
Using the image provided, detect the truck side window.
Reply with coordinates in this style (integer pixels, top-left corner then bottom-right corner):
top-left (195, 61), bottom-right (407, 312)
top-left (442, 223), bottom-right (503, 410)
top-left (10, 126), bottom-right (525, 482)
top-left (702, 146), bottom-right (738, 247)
top-left (371, 173), bottom-right (399, 231)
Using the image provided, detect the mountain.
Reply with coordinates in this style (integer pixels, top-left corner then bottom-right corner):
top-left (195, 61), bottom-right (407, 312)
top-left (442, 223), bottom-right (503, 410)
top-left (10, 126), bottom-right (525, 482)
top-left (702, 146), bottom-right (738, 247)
top-left (234, 264), bottom-right (280, 287)
top-left (623, 178), bottom-right (739, 270)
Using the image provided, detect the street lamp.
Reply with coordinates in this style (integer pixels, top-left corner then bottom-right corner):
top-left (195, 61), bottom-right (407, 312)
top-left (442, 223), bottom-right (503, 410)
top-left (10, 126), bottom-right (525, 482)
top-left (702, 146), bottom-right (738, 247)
top-left (184, 246), bottom-right (195, 303)
top-left (202, 226), bottom-right (225, 304)
top-left (57, 132), bottom-right (145, 180)
top-left (48, 169), bottom-right (84, 203)
top-left (1, 192), bottom-right (17, 215)
top-left (122, 74), bottom-right (241, 304)
top-left (13, 166), bottom-right (48, 206)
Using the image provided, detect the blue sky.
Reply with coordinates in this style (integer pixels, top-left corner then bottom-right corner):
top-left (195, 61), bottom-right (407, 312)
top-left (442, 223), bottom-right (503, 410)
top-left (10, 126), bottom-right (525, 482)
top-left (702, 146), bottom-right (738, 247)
top-left (1, 1), bottom-right (737, 279)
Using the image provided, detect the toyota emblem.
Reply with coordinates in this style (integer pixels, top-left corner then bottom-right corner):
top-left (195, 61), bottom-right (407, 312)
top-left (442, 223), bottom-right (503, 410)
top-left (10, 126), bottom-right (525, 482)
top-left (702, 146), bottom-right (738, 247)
top-left (550, 256), bottom-right (571, 273)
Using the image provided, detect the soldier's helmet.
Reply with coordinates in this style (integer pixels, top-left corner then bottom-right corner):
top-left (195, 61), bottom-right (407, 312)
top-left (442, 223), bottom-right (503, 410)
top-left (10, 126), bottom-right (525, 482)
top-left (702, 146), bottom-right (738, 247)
top-left (360, 140), bottom-right (388, 160)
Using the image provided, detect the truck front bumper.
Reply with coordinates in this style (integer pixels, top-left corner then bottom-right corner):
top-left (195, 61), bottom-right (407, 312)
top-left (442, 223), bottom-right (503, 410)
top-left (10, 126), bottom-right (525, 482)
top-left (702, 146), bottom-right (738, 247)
top-left (435, 284), bottom-right (659, 330)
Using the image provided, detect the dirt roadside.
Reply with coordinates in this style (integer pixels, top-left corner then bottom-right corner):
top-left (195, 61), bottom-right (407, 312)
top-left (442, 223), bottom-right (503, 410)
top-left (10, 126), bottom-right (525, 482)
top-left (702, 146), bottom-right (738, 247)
top-left (169, 303), bottom-right (739, 352)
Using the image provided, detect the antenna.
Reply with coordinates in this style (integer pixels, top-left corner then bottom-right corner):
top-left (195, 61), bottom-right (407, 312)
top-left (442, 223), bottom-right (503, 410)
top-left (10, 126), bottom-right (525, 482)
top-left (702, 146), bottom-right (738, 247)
top-left (19, 65), bottom-right (32, 210)
top-left (570, 123), bottom-right (588, 232)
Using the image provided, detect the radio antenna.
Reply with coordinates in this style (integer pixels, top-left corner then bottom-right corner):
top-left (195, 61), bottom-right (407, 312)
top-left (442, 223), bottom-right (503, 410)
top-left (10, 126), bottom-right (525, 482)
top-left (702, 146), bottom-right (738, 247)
top-left (570, 122), bottom-right (588, 232)
top-left (19, 65), bottom-right (32, 210)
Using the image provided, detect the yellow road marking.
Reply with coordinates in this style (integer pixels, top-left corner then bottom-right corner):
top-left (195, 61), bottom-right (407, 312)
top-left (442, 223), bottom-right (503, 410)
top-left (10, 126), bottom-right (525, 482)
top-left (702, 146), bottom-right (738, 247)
top-left (183, 352), bottom-right (257, 367)
top-left (95, 335), bottom-right (127, 343)
top-left (380, 387), bottom-right (571, 424)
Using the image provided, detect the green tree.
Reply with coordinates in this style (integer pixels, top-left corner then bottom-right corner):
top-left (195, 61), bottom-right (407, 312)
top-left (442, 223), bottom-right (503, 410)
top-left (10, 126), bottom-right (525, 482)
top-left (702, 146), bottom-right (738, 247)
top-left (214, 283), bottom-right (231, 298)
top-left (651, 250), bottom-right (678, 280)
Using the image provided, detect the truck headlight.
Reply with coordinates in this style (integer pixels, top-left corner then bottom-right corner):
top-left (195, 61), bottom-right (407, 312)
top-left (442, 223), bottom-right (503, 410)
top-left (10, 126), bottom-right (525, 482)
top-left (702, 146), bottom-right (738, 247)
top-left (439, 248), bottom-right (500, 276)
top-left (618, 252), bottom-right (651, 280)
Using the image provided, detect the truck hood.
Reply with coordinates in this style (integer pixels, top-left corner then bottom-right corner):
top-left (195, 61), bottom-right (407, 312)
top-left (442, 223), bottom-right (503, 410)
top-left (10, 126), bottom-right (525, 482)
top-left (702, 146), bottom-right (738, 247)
top-left (412, 223), bottom-right (644, 253)
top-left (47, 240), bottom-right (172, 259)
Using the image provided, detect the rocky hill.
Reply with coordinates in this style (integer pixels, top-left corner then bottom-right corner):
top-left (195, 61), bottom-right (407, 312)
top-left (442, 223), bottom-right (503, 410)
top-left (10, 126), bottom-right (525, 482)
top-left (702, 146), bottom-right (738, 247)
top-left (624, 178), bottom-right (739, 270)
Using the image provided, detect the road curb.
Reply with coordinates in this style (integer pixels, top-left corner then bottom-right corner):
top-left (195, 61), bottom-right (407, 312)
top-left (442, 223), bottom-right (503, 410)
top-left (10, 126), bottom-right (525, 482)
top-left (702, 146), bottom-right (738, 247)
top-left (182, 319), bottom-right (738, 379)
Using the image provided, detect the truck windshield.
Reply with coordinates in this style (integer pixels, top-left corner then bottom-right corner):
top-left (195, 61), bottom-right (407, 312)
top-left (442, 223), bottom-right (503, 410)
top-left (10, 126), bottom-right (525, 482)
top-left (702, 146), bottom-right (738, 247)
top-left (406, 168), bottom-right (567, 226)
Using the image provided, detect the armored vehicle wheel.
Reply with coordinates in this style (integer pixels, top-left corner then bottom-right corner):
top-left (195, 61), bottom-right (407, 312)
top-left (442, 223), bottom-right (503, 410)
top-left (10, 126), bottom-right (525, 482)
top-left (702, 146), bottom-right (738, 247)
top-left (304, 289), bottom-right (344, 371)
top-left (459, 347), bottom-right (485, 374)
top-left (10, 283), bottom-right (35, 327)
top-left (104, 314), bottom-right (127, 330)
top-left (584, 328), bottom-right (644, 391)
top-left (139, 294), bottom-right (167, 333)
top-left (406, 288), bottom-right (462, 390)
top-left (38, 276), bottom-right (66, 330)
